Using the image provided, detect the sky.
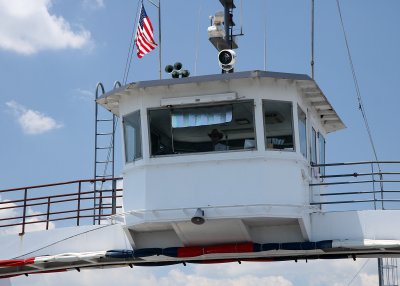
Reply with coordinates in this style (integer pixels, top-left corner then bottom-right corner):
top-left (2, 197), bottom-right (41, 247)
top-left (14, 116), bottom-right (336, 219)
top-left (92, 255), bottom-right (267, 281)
top-left (0, 0), bottom-right (400, 285)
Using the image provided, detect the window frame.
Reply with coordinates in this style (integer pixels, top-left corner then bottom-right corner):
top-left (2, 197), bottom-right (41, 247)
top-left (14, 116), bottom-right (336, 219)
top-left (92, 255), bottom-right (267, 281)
top-left (318, 132), bottom-right (326, 176)
top-left (262, 99), bottom-right (295, 152)
top-left (123, 109), bottom-right (142, 163)
top-left (147, 100), bottom-right (257, 157)
top-left (310, 127), bottom-right (317, 165)
top-left (297, 106), bottom-right (308, 159)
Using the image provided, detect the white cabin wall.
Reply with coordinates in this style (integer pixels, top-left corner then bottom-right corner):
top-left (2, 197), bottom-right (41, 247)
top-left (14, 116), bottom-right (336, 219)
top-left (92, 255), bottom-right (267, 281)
top-left (144, 155), bottom-right (305, 208)
top-left (295, 88), bottom-right (329, 205)
top-left (311, 210), bottom-right (400, 241)
top-left (119, 78), bottom-right (314, 240)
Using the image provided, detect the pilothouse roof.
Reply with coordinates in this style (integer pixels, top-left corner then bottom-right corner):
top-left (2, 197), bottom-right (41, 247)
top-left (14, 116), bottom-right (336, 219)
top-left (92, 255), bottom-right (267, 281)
top-left (97, 70), bottom-right (345, 133)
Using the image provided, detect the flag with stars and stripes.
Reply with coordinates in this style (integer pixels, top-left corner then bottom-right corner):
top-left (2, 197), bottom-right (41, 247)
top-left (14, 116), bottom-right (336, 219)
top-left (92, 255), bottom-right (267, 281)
top-left (135, 3), bottom-right (157, 58)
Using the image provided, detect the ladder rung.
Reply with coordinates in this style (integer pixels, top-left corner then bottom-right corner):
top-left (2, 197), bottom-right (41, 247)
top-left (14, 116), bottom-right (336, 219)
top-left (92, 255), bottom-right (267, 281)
top-left (95, 175), bottom-right (113, 178)
top-left (96, 133), bottom-right (113, 136)
top-left (96, 146), bottom-right (112, 150)
top-left (97, 119), bottom-right (113, 122)
top-left (96, 161), bottom-right (112, 164)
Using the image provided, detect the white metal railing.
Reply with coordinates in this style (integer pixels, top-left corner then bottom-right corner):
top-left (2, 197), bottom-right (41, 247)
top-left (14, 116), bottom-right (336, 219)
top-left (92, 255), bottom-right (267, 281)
top-left (310, 161), bottom-right (400, 211)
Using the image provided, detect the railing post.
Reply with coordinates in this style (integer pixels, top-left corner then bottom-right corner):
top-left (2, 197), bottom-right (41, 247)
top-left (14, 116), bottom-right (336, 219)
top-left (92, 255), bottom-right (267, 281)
top-left (19, 188), bottom-right (28, 236)
top-left (46, 197), bottom-right (51, 230)
top-left (98, 191), bottom-right (103, 225)
top-left (77, 181), bottom-right (82, 226)
top-left (371, 162), bottom-right (377, 210)
top-left (112, 179), bottom-right (117, 215)
top-left (92, 180), bottom-right (96, 225)
top-left (379, 166), bottom-right (385, 210)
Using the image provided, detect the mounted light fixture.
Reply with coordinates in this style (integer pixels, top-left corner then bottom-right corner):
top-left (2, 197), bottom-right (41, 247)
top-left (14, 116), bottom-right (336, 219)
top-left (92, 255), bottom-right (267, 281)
top-left (191, 208), bottom-right (205, 225)
top-left (218, 49), bottom-right (236, 72)
top-left (165, 62), bottom-right (190, 78)
top-left (165, 65), bottom-right (174, 73)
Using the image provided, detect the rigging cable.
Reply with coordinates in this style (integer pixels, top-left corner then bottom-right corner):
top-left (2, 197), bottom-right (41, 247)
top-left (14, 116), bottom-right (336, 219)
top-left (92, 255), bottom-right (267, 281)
top-left (122, 0), bottom-right (142, 85)
top-left (335, 0), bottom-right (381, 167)
top-left (336, 0), bottom-right (384, 211)
top-left (13, 224), bottom-right (115, 259)
top-left (336, 1), bottom-right (387, 284)
top-left (346, 259), bottom-right (371, 286)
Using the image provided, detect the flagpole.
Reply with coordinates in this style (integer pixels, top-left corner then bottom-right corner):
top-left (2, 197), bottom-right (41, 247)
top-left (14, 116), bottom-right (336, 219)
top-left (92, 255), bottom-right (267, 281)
top-left (311, 0), bottom-right (315, 79)
top-left (158, 0), bottom-right (162, 79)
top-left (147, 0), bottom-right (162, 79)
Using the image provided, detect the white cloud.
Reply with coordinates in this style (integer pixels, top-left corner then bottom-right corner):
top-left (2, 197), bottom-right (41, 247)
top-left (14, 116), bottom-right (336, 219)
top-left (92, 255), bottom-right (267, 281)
top-left (359, 273), bottom-right (378, 286)
top-left (8, 258), bottom-right (382, 286)
top-left (11, 267), bottom-right (293, 286)
top-left (0, 196), bottom-right (55, 235)
top-left (74, 88), bottom-right (94, 102)
top-left (0, 0), bottom-right (91, 55)
top-left (82, 0), bottom-right (105, 9)
top-left (0, 197), bottom-right (19, 235)
top-left (162, 269), bottom-right (293, 286)
top-left (24, 207), bottom-right (56, 233)
top-left (6, 101), bottom-right (63, 135)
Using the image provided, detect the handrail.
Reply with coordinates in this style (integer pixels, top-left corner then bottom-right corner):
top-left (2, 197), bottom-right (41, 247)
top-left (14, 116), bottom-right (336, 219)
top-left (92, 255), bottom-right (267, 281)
top-left (0, 191), bottom-right (123, 207)
top-left (0, 178), bottom-right (122, 193)
top-left (321, 172), bottom-right (400, 179)
top-left (0, 178), bottom-right (123, 235)
top-left (312, 161), bottom-right (400, 167)
top-left (311, 161), bottom-right (400, 211)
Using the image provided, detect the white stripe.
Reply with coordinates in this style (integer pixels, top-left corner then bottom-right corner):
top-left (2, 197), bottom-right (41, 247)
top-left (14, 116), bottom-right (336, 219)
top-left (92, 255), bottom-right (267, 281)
top-left (136, 33), bottom-right (152, 53)
top-left (142, 18), bottom-right (155, 43)
top-left (34, 251), bottom-right (107, 264)
top-left (332, 239), bottom-right (400, 249)
top-left (139, 26), bottom-right (156, 48)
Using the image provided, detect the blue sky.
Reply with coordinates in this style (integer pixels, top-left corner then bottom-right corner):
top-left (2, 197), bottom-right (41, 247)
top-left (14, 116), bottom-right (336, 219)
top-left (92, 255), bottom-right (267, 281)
top-left (1, 0), bottom-right (399, 285)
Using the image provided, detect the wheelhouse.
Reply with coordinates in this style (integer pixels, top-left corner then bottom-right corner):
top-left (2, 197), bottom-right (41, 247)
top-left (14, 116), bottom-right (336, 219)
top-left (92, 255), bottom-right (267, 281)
top-left (98, 70), bottom-right (345, 247)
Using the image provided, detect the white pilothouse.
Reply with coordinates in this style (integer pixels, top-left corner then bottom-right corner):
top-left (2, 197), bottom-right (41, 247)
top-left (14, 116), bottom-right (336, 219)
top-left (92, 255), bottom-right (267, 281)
top-left (98, 69), bottom-right (343, 249)
top-left (1, 0), bottom-right (400, 281)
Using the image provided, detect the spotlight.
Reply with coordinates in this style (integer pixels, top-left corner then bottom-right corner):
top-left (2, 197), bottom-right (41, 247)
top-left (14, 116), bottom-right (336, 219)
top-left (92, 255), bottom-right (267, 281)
top-left (218, 49), bottom-right (236, 72)
top-left (165, 65), bottom-right (174, 73)
top-left (181, 70), bottom-right (190, 78)
top-left (171, 70), bottom-right (180, 78)
top-left (174, 62), bottom-right (182, 70)
top-left (165, 62), bottom-right (190, 78)
top-left (191, 208), bottom-right (205, 225)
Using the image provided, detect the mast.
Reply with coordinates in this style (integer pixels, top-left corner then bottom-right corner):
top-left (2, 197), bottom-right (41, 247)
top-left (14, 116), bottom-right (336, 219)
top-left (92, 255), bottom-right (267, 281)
top-left (158, 0), bottom-right (162, 79)
top-left (311, 0), bottom-right (315, 79)
top-left (147, 0), bottom-right (162, 79)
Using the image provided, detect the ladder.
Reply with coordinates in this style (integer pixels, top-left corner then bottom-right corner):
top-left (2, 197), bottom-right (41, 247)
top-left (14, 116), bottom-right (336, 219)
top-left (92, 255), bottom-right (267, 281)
top-left (379, 258), bottom-right (399, 286)
top-left (93, 82), bottom-right (121, 224)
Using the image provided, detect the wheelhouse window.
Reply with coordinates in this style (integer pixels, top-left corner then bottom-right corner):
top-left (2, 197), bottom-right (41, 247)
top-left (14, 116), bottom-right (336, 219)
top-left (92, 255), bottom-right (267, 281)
top-left (123, 110), bottom-right (142, 162)
top-left (298, 106), bottom-right (307, 158)
top-left (263, 100), bottom-right (294, 151)
top-left (148, 101), bottom-right (256, 156)
top-left (318, 133), bottom-right (326, 176)
top-left (310, 127), bottom-right (317, 165)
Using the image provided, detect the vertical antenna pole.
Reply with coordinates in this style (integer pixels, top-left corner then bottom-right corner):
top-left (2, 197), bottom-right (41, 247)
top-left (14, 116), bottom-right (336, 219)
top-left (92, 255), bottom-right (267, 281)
top-left (224, 4), bottom-right (230, 44)
top-left (378, 258), bottom-right (384, 286)
top-left (158, 0), bottom-right (162, 79)
top-left (240, 0), bottom-right (243, 35)
top-left (264, 0), bottom-right (267, 71)
top-left (311, 0), bottom-right (315, 79)
top-left (146, 0), bottom-right (161, 78)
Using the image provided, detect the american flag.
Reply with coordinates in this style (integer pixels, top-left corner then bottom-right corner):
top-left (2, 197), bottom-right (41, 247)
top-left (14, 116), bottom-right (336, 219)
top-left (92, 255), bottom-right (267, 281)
top-left (135, 4), bottom-right (157, 58)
